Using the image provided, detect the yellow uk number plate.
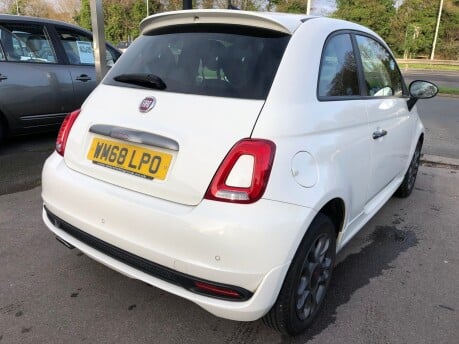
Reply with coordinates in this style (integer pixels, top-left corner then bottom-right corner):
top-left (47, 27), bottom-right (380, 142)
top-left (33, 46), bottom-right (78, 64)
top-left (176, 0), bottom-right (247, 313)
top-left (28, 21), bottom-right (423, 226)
top-left (87, 138), bottom-right (172, 180)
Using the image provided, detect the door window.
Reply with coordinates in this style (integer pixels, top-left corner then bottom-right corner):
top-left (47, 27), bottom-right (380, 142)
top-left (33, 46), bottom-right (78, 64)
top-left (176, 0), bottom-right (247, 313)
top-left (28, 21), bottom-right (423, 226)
top-left (55, 27), bottom-right (116, 66)
top-left (318, 34), bottom-right (360, 98)
top-left (0, 23), bottom-right (56, 63)
top-left (0, 43), bottom-right (5, 61)
top-left (355, 35), bottom-right (403, 97)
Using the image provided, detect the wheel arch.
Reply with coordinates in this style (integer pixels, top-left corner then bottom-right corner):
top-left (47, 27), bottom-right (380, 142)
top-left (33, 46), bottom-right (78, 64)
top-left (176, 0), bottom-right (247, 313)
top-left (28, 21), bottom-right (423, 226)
top-left (317, 198), bottom-right (345, 237)
top-left (418, 132), bottom-right (424, 145)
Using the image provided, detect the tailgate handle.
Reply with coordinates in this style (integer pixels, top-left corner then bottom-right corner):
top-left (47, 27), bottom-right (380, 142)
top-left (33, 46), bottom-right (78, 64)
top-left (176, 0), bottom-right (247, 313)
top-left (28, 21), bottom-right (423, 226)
top-left (89, 124), bottom-right (179, 151)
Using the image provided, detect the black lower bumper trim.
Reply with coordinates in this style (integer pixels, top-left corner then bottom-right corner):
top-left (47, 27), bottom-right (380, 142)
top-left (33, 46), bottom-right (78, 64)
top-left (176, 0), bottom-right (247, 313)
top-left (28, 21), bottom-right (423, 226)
top-left (45, 207), bottom-right (252, 301)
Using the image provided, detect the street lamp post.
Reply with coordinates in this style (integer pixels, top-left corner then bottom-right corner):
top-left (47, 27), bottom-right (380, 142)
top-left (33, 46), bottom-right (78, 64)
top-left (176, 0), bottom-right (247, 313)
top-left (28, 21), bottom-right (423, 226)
top-left (183, 0), bottom-right (192, 9)
top-left (431, 0), bottom-right (444, 60)
top-left (306, 0), bottom-right (311, 15)
top-left (90, 0), bottom-right (107, 83)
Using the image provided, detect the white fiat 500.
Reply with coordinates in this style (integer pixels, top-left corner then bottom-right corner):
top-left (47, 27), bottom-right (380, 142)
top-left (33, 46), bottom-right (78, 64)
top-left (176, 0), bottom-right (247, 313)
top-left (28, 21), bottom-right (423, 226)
top-left (42, 10), bottom-right (437, 335)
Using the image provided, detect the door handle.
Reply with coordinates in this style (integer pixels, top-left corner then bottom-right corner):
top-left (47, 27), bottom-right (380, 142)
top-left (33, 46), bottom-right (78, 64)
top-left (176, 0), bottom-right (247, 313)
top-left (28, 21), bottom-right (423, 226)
top-left (76, 74), bottom-right (91, 82)
top-left (0, 74), bottom-right (8, 81)
top-left (372, 128), bottom-right (388, 139)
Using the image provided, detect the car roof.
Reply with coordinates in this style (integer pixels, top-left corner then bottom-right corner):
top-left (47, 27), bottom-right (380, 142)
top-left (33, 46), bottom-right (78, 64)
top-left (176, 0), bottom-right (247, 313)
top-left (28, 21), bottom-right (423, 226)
top-left (140, 10), bottom-right (316, 35)
top-left (0, 14), bottom-right (92, 34)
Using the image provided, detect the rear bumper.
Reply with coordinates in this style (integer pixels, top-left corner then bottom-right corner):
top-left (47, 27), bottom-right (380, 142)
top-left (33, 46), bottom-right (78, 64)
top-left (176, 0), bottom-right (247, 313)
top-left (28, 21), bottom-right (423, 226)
top-left (42, 152), bottom-right (317, 320)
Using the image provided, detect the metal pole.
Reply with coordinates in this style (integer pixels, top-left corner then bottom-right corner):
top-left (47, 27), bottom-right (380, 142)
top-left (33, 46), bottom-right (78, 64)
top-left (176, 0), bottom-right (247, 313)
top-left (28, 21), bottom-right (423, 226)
top-left (146, 0), bottom-right (149, 17)
top-left (431, 0), bottom-right (444, 60)
top-left (403, 25), bottom-right (409, 60)
top-left (90, 0), bottom-right (107, 83)
top-left (183, 0), bottom-right (192, 10)
top-left (15, 0), bottom-right (19, 15)
top-left (306, 0), bottom-right (311, 15)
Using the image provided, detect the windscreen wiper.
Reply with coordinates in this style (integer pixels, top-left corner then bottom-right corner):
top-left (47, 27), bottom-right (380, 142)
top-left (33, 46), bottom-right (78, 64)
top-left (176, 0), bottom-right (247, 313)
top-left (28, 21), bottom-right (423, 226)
top-left (113, 73), bottom-right (166, 90)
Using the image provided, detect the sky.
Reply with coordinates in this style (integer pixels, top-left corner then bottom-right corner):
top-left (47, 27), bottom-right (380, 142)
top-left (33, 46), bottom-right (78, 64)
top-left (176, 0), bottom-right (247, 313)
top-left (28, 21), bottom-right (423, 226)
top-left (310, 0), bottom-right (404, 15)
top-left (311, 0), bottom-right (337, 16)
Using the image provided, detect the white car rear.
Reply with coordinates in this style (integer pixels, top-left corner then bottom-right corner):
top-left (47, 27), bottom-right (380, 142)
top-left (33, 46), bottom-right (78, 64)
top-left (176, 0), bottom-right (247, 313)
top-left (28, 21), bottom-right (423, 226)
top-left (42, 10), bottom-right (437, 335)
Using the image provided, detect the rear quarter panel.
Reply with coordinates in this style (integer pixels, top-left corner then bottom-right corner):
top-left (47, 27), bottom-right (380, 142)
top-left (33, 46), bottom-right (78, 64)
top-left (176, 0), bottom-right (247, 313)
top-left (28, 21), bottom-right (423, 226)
top-left (253, 18), bottom-right (376, 225)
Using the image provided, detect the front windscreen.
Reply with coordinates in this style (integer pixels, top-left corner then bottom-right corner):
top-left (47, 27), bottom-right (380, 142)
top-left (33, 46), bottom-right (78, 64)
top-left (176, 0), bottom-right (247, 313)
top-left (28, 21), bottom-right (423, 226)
top-left (104, 25), bottom-right (290, 100)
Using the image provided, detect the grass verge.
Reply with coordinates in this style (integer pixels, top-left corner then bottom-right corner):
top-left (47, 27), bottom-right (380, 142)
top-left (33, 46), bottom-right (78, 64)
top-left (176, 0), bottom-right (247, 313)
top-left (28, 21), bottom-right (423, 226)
top-left (399, 63), bottom-right (459, 72)
top-left (438, 87), bottom-right (459, 96)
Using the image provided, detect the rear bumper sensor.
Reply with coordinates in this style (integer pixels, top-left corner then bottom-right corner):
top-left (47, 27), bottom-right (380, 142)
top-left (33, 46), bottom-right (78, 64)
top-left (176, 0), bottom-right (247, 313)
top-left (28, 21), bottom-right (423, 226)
top-left (45, 207), bottom-right (252, 301)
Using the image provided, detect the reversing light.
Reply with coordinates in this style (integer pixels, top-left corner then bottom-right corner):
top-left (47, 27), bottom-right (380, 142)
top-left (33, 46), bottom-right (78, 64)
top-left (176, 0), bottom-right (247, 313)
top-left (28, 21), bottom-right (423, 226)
top-left (205, 139), bottom-right (276, 204)
top-left (56, 109), bottom-right (81, 156)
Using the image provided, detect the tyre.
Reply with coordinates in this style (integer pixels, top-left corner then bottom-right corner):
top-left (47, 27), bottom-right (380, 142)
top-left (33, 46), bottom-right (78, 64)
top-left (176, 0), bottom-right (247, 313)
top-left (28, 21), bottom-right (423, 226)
top-left (263, 213), bottom-right (336, 336)
top-left (395, 139), bottom-right (422, 198)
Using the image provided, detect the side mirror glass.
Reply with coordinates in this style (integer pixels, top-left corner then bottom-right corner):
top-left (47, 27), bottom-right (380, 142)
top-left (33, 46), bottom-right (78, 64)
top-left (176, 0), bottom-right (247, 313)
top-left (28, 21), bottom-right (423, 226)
top-left (409, 80), bottom-right (438, 99)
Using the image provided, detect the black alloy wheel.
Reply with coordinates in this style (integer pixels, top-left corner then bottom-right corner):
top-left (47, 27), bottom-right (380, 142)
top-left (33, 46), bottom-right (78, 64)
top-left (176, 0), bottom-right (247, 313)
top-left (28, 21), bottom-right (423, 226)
top-left (395, 139), bottom-right (422, 198)
top-left (263, 213), bottom-right (336, 336)
top-left (295, 233), bottom-right (334, 321)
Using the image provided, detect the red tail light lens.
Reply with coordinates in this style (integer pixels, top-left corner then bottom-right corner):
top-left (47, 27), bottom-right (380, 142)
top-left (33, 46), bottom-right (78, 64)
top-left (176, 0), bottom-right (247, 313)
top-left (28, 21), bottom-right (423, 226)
top-left (193, 281), bottom-right (242, 299)
top-left (56, 109), bottom-right (80, 156)
top-left (205, 139), bottom-right (276, 204)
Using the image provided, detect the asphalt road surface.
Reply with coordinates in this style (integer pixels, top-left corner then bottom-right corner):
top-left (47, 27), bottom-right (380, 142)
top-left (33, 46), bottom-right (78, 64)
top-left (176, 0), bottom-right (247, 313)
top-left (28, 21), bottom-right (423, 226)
top-left (0, 133), bottom-right (55, 196)
top-left (403, 70), bottom-right (459, 89)
top-left (417, 96), bottom-right (459, 160)
top-left (1, 165), bottom-right (457, 343)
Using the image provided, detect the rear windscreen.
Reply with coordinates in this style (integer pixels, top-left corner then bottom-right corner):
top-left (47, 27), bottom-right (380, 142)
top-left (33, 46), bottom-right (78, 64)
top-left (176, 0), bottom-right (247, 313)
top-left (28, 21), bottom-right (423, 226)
top-left (104, 25), bottom-right (290, 100)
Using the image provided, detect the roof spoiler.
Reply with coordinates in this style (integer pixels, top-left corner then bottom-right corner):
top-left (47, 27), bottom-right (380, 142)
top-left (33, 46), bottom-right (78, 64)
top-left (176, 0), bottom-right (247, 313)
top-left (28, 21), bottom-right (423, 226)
top-left (140, 10), bottom-right (294, 35)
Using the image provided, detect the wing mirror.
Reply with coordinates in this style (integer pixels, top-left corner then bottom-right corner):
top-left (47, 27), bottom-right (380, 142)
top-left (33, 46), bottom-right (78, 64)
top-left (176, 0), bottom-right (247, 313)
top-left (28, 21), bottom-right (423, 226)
top-left (407, 80), bottom-right (438, 111)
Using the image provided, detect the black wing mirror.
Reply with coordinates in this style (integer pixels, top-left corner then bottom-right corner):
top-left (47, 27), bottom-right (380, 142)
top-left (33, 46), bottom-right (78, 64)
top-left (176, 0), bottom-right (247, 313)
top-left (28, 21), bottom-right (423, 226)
top-left (407, 80), bottom-right (438, 111)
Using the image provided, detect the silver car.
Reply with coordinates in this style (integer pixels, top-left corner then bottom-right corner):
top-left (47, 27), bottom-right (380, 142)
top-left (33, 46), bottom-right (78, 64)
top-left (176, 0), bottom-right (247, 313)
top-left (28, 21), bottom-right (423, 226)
top-left (0, 15), bottom-right (121, 142)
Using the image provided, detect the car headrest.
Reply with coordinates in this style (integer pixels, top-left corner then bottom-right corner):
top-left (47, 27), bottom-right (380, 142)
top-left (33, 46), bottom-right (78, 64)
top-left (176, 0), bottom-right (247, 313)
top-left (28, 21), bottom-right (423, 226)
top-left (200, 40), bottom-right (226, 72)
top-left (26, 35), bottom-right (43, 52)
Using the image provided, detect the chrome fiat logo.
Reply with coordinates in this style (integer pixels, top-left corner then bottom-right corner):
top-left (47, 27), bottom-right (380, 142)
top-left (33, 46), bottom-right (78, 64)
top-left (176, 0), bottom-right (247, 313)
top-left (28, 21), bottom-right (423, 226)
top-left (139, 97), bottom-right (156, 113)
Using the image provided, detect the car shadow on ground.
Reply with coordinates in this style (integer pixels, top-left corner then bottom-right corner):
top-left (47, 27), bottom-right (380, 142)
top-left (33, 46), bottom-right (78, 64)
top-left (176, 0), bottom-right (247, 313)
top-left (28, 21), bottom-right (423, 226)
top-left (0, 132), bottom-right (55, 195)
top-left (278, 224), bottom-right (418, 343)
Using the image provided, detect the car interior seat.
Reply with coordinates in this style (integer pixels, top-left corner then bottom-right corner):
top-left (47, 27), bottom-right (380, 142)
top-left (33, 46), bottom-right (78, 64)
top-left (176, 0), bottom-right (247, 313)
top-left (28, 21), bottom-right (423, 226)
top-left (172, 40), bottom-right (202, 89)
top-left (62, 39), bottom-right (80, 64)
top-left (151, 45), bottom-right (176, 78)
top-left (200, 39), bottom-right (239, 97)
top-left (26, 35), bottom-right (43, 58)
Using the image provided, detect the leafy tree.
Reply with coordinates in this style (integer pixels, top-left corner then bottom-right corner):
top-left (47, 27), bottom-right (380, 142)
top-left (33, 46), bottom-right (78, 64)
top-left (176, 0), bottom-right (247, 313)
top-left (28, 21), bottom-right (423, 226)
top-left (437, 0), bottom-right (459, 59)
top-left (388, 0), bottom-right (437, 58)
top-left (75, 0), bottom-right (162, 44)
top-left (74, 0), bottom-right (92, 30)
top-left (333, 0), bottom-right (396, 41)
top-left (388, 0), bottom-right (458, 59)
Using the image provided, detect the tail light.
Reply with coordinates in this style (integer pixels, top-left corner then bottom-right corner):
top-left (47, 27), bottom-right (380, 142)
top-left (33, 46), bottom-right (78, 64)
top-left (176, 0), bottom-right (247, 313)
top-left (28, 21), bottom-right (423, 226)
top-left (205, 139), bottom-right (276, 204)
top-left (56, 109), bottom-right (80, 156)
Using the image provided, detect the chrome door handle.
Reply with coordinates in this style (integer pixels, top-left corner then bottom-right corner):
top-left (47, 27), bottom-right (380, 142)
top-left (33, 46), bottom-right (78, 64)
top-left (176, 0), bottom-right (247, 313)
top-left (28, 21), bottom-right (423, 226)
top-left (76, 74), bottom-right (91, 82)
top-left (372, 129), bottom-right (388, 139)
top-left (0, 74), bottom-right (8, 81)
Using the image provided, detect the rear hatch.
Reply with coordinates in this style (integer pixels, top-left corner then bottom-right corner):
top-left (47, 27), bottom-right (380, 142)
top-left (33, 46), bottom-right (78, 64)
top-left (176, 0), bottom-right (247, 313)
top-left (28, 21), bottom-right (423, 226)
top-left (64, 22), bottom-right (290, 206)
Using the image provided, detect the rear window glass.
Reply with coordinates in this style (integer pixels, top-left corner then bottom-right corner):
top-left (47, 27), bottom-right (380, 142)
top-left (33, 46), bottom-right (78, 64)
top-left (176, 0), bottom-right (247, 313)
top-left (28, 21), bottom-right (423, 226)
top-left (104, 25), bottom-right (290, 100)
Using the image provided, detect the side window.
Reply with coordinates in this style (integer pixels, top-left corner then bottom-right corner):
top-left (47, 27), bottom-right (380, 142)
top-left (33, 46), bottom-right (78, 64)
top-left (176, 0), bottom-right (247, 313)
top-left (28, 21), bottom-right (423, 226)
top-left (0, 42), bottom-right (5, 61)
top-left (318, 34), bottom-right (360, 98)
top-left (55, 27), bottom-right (116, 66)
top-left (355, 35), bottom-right (403, 97)
top-left (0, 23), bottom-right (57, 63)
